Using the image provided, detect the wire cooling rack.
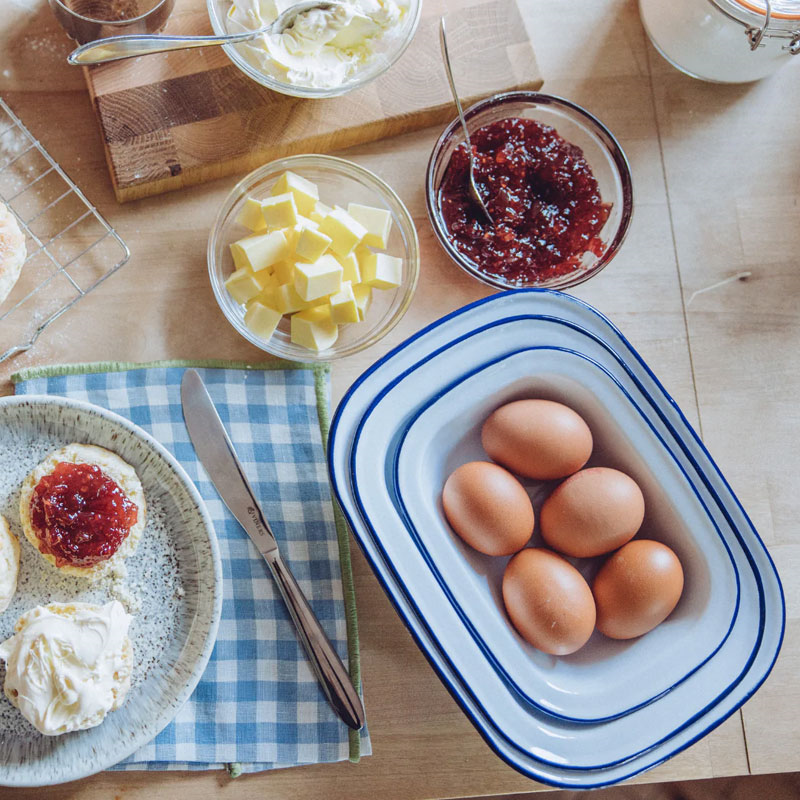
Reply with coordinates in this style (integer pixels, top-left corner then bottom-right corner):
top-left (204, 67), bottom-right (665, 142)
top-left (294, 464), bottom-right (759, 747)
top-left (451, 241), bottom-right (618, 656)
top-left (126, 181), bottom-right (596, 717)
top-left (0, 96), bottom-right (130, 364)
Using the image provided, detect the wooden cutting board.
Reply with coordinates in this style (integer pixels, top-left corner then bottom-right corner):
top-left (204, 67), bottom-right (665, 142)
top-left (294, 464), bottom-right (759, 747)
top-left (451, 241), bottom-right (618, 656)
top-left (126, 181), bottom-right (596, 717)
top-left (83, 0), bottom-right (541, 203)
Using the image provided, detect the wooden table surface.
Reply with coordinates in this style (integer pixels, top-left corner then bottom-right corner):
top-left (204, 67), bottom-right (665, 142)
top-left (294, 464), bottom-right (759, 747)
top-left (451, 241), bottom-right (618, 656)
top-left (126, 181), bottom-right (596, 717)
top-left (1, 1), bottom-right (799, 797)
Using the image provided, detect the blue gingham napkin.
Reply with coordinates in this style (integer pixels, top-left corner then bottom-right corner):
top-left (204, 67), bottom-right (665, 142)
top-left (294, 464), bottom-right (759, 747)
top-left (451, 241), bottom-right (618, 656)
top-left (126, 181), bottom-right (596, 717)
top-left (12, 360), bottom-right (369, 773)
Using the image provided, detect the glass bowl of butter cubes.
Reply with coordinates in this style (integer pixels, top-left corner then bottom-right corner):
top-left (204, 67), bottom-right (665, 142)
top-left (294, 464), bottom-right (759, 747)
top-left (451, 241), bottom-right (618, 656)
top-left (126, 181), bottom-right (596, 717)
top-left (209, 154), bottom-right (420, 361)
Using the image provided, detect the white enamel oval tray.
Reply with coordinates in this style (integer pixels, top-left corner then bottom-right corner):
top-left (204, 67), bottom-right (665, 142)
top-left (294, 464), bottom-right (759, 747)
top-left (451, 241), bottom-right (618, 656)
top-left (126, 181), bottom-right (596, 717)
top-left (0, 396), bottom-right (222, 787)
top-left (328, 289), bottom-right (784, 788)
top-left (395, 346), bottom-right (739, 722)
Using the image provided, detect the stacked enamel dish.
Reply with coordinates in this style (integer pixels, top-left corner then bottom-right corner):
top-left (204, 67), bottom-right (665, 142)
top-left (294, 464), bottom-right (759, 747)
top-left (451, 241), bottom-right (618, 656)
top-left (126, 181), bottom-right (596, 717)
top-left (328, 289), bottom-right (785, 788)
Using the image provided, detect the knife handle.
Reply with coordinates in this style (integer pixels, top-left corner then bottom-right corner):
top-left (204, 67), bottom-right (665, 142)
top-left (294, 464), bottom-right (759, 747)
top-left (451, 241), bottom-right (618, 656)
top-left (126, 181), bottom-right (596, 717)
top-left (267, 553), bottom-right (365, 730)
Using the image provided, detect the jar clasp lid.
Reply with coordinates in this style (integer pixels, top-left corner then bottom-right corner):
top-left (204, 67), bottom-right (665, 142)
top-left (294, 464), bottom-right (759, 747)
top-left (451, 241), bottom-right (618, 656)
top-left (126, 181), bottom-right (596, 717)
top-left (745, 0), bottom-right (772, 49)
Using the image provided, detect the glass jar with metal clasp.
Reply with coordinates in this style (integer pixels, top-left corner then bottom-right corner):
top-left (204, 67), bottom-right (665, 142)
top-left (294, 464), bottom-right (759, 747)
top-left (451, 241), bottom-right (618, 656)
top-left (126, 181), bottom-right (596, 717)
top-left (639, 0), bottom-right (800, 82)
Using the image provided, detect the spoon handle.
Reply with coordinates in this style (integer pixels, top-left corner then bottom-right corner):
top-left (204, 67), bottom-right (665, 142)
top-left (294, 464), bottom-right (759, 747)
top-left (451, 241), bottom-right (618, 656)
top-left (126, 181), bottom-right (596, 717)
top-left (438, 17), bottom-right (473, 154)
top-left (438, 16), bottom-right (494, 226)
top-left (67, 30), bottom-right (263, 66)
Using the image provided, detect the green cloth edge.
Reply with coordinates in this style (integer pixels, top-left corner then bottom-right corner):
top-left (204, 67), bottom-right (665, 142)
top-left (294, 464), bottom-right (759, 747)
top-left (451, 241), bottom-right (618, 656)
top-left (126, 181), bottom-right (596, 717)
top-left (11, 358), bottom-right (363, 765)
top-left (10, 358), bottom-right (317, 383)
top-left (312, 364), bottom-right (362, 764)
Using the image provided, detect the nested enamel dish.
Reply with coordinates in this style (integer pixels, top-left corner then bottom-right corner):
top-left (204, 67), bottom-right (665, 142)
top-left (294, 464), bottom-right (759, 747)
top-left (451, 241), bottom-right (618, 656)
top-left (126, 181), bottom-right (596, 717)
top-left (349, 331), bottom-right (750, 767)
top-left (327, 289), bottom-right (784, 788)
top-left (393, 345), bottom-right (739, 723)
top-left (0, 396), bottom-right (222, 787)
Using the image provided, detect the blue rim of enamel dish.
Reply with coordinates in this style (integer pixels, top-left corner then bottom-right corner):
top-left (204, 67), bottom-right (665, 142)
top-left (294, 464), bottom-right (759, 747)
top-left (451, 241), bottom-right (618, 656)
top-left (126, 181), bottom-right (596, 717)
top-left (387, 343), bottom-right (741, 724)
top-left (349, 330), bottom-right (749, 766)
top-left (327, 289), bottom-right (785, 788)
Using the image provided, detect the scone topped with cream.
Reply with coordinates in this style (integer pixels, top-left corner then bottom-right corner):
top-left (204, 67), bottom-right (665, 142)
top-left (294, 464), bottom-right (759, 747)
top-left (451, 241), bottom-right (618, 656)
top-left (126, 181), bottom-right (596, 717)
top-left (0, 515), bottom-right (20, 613)
top-left (0, 201), bottom-right (26, 306)
top-left (0, 601), bottom-right (133, 735)
top-left (19, 444), bottom-right (146, 579)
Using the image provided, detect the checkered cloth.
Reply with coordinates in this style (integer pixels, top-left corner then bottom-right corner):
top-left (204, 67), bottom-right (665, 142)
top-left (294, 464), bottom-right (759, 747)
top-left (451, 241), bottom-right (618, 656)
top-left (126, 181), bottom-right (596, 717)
top-left (12, 360), bottom-right (368, 773)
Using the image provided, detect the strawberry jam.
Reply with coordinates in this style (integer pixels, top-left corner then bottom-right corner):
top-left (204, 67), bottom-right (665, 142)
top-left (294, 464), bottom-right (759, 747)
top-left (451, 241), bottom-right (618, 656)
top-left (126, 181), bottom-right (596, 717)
top-left (438, 117), bottom-right (610, 285)
top-left (30, 462), bottom-right (138, 568)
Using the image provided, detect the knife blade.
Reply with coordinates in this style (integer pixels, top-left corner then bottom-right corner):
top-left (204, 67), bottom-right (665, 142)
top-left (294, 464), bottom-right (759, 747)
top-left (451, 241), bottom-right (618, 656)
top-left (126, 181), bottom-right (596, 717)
top-left (181, 369), bottom-right (365, 731)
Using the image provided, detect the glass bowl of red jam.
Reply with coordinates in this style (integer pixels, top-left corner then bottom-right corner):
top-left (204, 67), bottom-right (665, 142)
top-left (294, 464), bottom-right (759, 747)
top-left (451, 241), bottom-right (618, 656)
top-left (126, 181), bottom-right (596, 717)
top-left (426, 92), bottom-right (633, 291)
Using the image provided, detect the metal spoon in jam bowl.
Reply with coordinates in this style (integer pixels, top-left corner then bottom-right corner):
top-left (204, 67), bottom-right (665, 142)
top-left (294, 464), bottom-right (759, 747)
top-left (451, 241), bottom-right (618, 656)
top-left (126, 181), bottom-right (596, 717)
top-left (67, 0), bottom-right (344, 65)
top-left (438, 16), bottom-right (494, 227)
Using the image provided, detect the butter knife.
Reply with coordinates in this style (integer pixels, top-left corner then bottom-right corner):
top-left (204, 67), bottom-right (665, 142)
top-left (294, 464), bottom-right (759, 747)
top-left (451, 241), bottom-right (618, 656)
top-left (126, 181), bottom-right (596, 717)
top-left (180, 369), bottom-right (365, 730)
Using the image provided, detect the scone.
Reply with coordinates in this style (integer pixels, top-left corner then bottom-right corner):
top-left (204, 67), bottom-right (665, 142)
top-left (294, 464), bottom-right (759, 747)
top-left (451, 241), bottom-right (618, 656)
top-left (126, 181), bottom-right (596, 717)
top-left (0, 601), bottom-right (133, 735)
top-left (0, 515), bottom-right (20, 613)
top-left (19, 443), bottom-right (146, 580)
top-left (0, 201), bottom-right (26, 305)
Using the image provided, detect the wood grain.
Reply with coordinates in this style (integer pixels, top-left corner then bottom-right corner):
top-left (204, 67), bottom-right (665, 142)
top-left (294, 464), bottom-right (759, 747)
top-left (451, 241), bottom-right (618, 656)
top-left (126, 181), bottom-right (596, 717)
top-left (83, 0), bottom-right (542, 202)
top-left (646, 40), bottom-right (800, 780)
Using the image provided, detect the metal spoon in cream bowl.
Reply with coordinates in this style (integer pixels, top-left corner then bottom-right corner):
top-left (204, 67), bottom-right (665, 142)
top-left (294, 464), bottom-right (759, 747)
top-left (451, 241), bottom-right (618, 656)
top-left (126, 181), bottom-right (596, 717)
top-left (66, 0), bottom-right (344, 65)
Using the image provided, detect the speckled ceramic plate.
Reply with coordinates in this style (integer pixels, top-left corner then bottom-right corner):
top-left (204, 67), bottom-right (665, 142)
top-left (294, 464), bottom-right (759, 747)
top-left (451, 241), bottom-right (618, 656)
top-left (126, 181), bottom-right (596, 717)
top-left (0, 395), bottom-right (222, 787)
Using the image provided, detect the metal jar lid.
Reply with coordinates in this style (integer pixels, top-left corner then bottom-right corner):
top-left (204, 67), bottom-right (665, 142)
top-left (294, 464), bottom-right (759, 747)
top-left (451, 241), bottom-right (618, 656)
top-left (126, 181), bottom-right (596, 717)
top-left (710, 0), bottom-right (800, 52)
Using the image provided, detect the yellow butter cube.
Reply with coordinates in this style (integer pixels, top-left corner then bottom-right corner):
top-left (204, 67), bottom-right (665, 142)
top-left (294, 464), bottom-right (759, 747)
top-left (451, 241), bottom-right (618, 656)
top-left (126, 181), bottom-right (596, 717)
top-left (318, 207), bottom-right (367, 258)
top-left (244, 301), bottom-right (282, 340)
top-left (230, 235), bottom-right (259, 269)
top-left (236, 197), bottom-right (267, 232)
top-left (274, 283), bottom-right (323, 314)
top-left (253, 269), bottom-right (276, 291)
top-left (353, 283), bottom-right (372, 321)
top-left (329, 281), bottom-right (359, 324)
top-left (361, 251), bottom-right (403, 289)
top-left (295, 226), bottom-right (332, 262)
top-left (291, 305), bottom-right (339, 352)
top-left (335, 251), bottom-right (361, 284)
top-left (230, 230), bottom-right (289, 272)
top-left (224, 268), bottom-right (262, 305)
top-left (354, 244), bottom-right (375, 274)
top-left (260, 192), bottom-right (298, 229)
top-left (272, 260), bottom-right (295, 286)
top-left (252, 285), bottom-right (279, 309)
top-left (294, 254), bottom-right (343, 302)
top-left (284, 215), bottom-right (320, 250)
top-left (310, 201), bottom-right (332, 225)
top-left (296, 215), bottom-right (319, 230)
top-left (347, 203), bottom-right (393, 249)
top-left (271, 171), bottom-right (319, 216)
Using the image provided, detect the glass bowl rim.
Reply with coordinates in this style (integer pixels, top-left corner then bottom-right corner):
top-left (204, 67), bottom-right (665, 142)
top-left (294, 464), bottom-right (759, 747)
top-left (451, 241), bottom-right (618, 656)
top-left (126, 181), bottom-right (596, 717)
top-left (425, 90), bottom-right (634, 292)
top-left (208, 153), bottom-right (420, 362)
top-left (205, 0), bottom-right (424, 99)
top-left (49, 0), bottom-right (173, 25)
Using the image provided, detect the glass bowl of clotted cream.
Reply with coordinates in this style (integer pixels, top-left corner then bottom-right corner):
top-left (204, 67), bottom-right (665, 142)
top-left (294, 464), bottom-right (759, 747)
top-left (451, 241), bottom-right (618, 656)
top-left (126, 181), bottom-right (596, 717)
top-left (207, 0), bottom-right (422, 98)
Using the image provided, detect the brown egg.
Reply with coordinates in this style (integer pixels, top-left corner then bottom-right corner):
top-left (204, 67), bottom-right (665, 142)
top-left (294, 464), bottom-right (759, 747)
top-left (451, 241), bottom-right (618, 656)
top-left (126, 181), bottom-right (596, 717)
top-left (502, 548), bottom-right (596, 655)
top-left (442, 461), bottom-right (534, 556)
top-left (481, 399), bottom-right (593, 480)
top-left (593, 540), bottom-right (684, 640)
top-left (540, 467), bottom-right (645, 558)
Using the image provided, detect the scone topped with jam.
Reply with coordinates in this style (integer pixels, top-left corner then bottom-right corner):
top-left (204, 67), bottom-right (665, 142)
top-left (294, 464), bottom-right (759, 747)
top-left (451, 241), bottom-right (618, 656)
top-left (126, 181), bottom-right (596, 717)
top-left (0, 601), bottom-right (133, 735)
top-left (19, 444), bottom-right (145, 579)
